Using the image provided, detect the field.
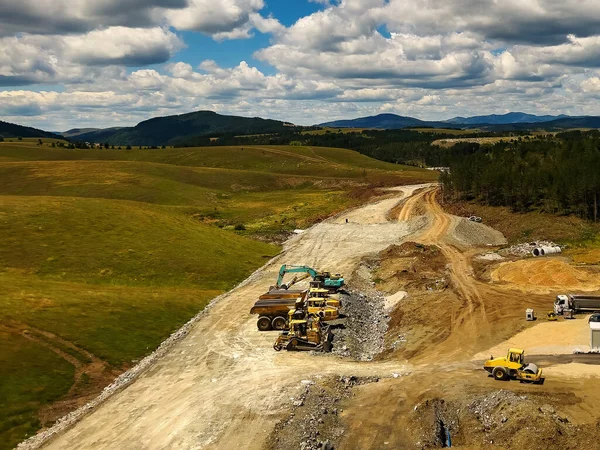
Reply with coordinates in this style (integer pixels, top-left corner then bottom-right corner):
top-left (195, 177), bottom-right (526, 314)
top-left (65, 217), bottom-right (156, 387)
top-left (0, 140), bottom-right (437, 449)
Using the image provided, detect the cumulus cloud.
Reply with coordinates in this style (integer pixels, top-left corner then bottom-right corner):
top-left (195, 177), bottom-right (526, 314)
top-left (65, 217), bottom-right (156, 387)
top-left (0, 28), bottom-right (183, 86)
top-left (3, 0), bottom-right (600, 130)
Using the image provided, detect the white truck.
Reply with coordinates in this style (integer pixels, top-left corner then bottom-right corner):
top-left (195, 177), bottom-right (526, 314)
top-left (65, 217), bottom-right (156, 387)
top-left (554, 294), bottom-right (600, 315)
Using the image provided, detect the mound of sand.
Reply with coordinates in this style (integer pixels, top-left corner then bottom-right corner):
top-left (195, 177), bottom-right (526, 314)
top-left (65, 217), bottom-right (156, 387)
top-left (491, 259), bottom-right (598, 293)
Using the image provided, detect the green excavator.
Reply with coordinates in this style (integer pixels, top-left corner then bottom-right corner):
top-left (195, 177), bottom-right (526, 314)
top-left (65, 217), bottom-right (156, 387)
top-left (274, 264), bottom-right (344, 292)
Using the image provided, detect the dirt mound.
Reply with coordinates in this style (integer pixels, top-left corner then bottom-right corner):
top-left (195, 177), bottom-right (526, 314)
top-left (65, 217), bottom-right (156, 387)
top-left (452, 218), bottom-right (508, 246)
top-left (329, 290), bottom-right (388, 361)
top-left (374, 242), bottom-right (448, 293)
top-left (411, 390), bottom-right (599, 450)
top-left (266, 376), bottom-right (380, 450)
top-left (491, 259), bottom-right (598, 293)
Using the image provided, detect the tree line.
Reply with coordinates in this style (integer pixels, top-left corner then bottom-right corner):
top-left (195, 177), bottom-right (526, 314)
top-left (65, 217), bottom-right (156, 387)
top-left (441, 131), bottom-right (600, 221)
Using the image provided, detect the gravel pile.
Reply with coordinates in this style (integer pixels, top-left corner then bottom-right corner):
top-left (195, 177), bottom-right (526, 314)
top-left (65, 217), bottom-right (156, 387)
top-left (268, 376), bottom-right (380, 450)
top-left (500, 240), bottom-right (558, 258)
top-left (329, 289), bottom-right (388, 361)
top-left (452, 219), bottom-right (508, 246)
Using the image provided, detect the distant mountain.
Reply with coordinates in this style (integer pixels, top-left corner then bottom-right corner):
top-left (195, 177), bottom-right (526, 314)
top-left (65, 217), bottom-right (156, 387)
top-left (318, 112), bottom-right (595, 130)
top-left (61, 128), bottom-right (102, 138)
top-left (445, 112), bottom-right (570, 125)
top-left (482, 116), bottom-right (600, 131)
top-left (0, 120), bottom-right (62, 139)
top-left (320, 113), bottom-right (431, 129)
top-left (71, 128), bottom-right (126, 143)
top-left (71, 111), bottom-right (294, 146)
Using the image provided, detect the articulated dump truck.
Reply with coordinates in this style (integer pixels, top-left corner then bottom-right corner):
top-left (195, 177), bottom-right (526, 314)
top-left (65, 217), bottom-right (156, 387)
top-left (250, 288), bottom-right (341, 331)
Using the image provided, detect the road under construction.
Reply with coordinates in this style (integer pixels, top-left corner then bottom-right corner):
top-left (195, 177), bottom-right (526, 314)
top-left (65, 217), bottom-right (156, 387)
top-left (24, 184), bottom-right (600, 450)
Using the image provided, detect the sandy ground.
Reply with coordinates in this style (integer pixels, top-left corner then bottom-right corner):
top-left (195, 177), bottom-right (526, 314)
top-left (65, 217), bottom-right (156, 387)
top-left (473, 316), bottom-right (592, 358)
top-left (26, 184), bottom-right (600, 450)
top-left (491, 258), bottom-right (598, 293)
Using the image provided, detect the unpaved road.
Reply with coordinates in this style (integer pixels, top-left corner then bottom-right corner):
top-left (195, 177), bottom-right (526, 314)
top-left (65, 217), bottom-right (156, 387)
top-left (40, 185), bottom-right (429, 450)
top-left (33, 184), bottom-right (600, 450)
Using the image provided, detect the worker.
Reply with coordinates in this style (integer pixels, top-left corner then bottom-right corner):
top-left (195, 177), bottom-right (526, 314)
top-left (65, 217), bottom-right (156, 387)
top-left (345, 218), bottom-right (349, 223)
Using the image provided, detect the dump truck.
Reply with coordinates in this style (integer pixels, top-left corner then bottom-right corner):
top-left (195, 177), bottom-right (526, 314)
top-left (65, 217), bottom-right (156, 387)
top-left (250, 289), bottom-right (340, 331)
top-left (554, 294), bottom-right (600, 315)
top-left (273, 309), bottom-right (332, 352)
top-left (274, 264), bottom-right (345, 292)
top-left (483, 348), bottom-right (543, 383)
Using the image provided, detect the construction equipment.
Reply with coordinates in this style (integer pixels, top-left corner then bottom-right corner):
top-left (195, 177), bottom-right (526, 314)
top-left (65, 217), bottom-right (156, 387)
top-left (274, 265), bottom-right (344, 292)
top-left (250, 289), bottom-right (340, 331)
top-left (526, 308), bottom-right (535, 321)
top-left (483, 348), bottom-right (543, 384)
top-left (554, 294), bottom-right (600, 315)
top-left (273, 309), bottom-right (332, 352)
top-left (546, 311), bottom-right (557, 321)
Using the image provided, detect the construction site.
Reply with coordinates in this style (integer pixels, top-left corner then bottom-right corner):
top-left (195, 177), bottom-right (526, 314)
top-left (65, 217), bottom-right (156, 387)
top-left (20, 184), bottom-right (600, 450)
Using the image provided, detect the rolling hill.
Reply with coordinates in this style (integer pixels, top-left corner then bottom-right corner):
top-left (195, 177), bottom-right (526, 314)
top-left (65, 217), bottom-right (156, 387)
top-left (0, 120), bottom-right (62, 139)
top-left (71, 111), bottom-right (294, 146)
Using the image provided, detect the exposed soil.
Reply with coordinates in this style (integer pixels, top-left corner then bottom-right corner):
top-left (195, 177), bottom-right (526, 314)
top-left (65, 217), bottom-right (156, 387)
top-left (21, 184), bottom-right (600, 450)
top-left (491, 258), bottom-right (600, 293)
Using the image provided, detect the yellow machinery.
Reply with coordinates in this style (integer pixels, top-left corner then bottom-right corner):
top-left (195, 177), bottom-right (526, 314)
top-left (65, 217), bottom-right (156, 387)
top-left (273, 309), bottom-right (332, 352)
top-left (547, 311), bottom-right (557, 321)
top-left (483, 348), bottom-right (543, 383)
top-left (251, 289), bottom-right (340, 331)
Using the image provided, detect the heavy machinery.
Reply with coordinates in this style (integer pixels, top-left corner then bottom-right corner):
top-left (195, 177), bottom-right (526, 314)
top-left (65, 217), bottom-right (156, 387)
top-left (554, 294), bottom-right (600, 315)
top-left (250, 289), bottom-right (340, 331)
top-left (483, 348), bottom-right (543, 384)
top-left (274, 265), bottom-right (344, 292)
top-left (273, 309), bottom-right (332, 352)
top-left (546, 311), bottom-right (557, 321)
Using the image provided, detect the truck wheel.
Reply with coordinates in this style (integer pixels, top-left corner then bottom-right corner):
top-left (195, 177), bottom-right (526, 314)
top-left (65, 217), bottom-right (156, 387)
top-left (272, 316), bottom-right (287, 330)
top-left (492, 367), bottom-right (508, 381)
top-left (257, 316), bottom-right (272, 331)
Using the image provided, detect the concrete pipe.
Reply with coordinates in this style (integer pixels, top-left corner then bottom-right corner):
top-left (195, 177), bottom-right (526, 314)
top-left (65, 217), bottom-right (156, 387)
top-left (532, 248), bottom-right (543, 257)
top-left (540, 246), bottom-right (561, 256)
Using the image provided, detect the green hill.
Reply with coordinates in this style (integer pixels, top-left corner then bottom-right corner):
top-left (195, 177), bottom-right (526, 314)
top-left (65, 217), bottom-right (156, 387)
top-left (0, 121), bottom-right (61, 140)
top-left (73, 111), bottom-right (294, 146)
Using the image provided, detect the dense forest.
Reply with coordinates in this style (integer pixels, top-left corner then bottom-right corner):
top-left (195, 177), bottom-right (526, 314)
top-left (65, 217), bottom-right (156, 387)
top-left (440, 131), bottom-right (600, 221)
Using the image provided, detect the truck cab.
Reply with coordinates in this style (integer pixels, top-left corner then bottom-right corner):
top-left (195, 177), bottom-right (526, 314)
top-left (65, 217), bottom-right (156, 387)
top-left (554, 295), bottom-right (569, 315)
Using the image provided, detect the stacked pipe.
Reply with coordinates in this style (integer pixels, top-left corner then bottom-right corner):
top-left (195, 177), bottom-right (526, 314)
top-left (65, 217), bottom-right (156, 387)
top-left (532, 246), bottom-right (561, 257)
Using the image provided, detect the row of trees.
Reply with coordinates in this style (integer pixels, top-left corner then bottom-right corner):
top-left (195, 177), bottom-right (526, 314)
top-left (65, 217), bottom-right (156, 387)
top-left (441, 131), bottom-right (600, 221)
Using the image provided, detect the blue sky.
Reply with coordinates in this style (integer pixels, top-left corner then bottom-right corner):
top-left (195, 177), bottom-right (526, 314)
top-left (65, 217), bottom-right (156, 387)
top-left (2, 0), bottom-right (600, 130)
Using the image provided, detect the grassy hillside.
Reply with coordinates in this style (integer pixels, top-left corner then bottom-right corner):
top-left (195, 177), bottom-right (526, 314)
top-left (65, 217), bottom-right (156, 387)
top-left (0, 121), bottom-right (60, 140)
top-left (0, 141), bottom-right (436, 449)
top-left (72, 110), bottom-right (293, 146)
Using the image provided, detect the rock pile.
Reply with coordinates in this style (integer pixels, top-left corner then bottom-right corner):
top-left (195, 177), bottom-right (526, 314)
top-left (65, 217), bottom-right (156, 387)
top-left (500, 240), bottom-right (558, 258)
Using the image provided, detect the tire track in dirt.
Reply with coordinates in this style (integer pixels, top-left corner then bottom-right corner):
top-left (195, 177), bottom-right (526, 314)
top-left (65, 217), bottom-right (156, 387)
top-left (403, 188), bottom-right (492, 360)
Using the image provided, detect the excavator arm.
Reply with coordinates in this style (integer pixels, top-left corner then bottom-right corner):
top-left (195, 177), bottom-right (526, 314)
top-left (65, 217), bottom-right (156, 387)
top-left (276, 265), bottom-right (318, 289)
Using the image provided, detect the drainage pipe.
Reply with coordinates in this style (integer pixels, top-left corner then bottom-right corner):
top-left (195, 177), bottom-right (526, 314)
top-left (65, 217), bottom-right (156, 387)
top-left (540, 246), bottom-right (562, 256)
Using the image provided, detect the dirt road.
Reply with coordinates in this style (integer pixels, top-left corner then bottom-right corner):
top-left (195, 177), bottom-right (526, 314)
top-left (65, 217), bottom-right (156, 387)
top-left (29, 185), bottom-right (599, 450)
top-left (37, 185), bottom-right (429, 450)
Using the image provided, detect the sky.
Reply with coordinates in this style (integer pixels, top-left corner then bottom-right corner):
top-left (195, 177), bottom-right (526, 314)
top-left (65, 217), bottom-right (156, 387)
top-left (2, 0), bottom-right (600, 130)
